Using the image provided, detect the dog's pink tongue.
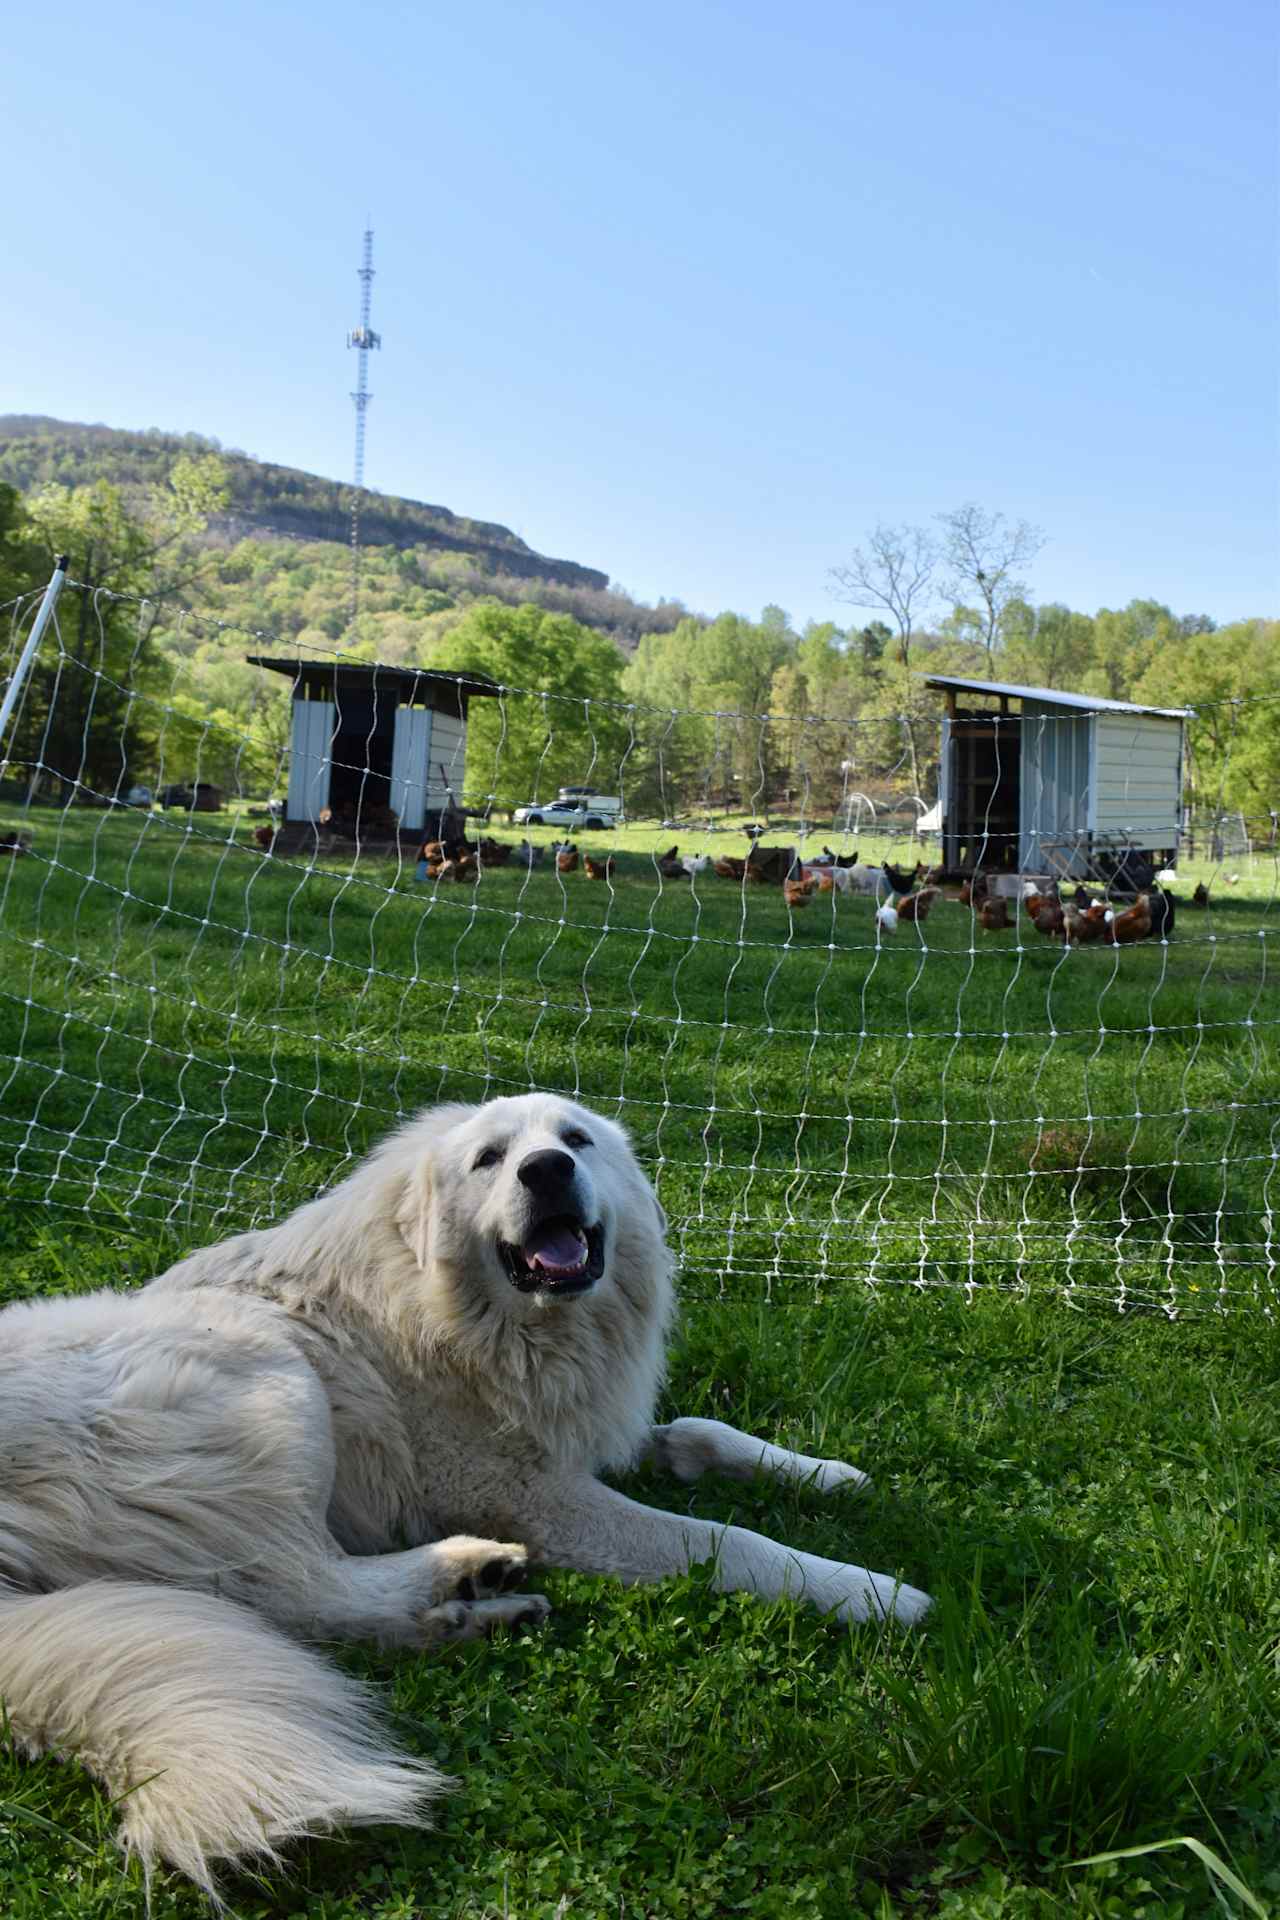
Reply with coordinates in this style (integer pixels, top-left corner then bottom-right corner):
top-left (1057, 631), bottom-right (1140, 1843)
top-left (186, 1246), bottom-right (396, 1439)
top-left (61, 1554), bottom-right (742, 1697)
top-left (523, 1225), bottom-right (587, 1273)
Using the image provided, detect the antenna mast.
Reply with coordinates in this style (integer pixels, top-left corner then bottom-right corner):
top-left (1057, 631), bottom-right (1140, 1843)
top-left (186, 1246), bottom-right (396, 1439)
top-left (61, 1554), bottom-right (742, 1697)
top-left (346, 225), bottom-right (381, 635)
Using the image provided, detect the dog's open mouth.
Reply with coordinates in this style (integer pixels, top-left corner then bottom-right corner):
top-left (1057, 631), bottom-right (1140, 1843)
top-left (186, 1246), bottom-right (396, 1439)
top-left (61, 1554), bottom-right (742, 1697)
top-left (499, 1217), bottom-right (605, 1296)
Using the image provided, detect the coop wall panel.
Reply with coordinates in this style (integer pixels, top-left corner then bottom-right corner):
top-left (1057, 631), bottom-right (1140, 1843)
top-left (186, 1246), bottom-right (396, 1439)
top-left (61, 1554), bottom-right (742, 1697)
top-left (1092, 713), bottom-right (1182, 842)
top-left (286, 697), bottom-right (334, 823)
top-left (390, 705), bottom-right (432, 832)
top-left (425, 710), bottom-right (467, 807)
top-left (1018, 701), bottom-right (1092, 875)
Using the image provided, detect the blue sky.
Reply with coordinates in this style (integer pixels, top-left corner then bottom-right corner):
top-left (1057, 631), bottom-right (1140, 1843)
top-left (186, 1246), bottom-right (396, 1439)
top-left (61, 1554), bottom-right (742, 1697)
top-left (7, 0), bottom-right (1276, 627)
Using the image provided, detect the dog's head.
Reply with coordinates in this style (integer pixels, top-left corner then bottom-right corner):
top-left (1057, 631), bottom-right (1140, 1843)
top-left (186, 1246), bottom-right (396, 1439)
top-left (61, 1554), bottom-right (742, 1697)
top-left (393, 1094), bottom-right (667, 1307)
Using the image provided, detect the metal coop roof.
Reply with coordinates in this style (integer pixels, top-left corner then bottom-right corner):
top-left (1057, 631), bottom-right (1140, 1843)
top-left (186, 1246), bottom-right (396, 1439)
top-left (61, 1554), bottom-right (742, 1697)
top-left (923, 673), bottom-right (1188, 721)
top-left (246, 655), bottom-right (502, 701)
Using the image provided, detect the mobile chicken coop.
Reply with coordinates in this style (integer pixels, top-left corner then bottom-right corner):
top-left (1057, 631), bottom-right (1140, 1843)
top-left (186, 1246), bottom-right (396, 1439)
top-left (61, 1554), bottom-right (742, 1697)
top-left (925, 674), bottom-right (1189, 881)
top-left (249, 656), bottom-right (500, 841)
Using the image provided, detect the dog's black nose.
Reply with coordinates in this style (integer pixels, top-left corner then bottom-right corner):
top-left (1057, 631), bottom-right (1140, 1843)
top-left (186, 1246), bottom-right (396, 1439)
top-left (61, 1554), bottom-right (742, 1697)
top-left (516, 1147), bottom-right (577, 1196)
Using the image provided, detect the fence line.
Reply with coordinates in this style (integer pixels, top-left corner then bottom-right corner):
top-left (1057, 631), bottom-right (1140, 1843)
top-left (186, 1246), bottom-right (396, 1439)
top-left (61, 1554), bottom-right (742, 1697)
top-left (0, 575), bottom-right (1276, 1317)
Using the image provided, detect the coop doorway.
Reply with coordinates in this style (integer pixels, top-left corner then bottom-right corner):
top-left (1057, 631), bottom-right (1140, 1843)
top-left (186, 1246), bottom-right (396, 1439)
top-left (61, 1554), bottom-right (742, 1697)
top-left (945, 716), bottom-right (1021, 872)
top-left (327, 683), bottom-right (396, 824)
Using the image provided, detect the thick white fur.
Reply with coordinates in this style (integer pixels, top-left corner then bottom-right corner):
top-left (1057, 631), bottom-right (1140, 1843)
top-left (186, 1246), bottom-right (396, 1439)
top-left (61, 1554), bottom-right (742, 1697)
top-left (0, 1582), bottom-right (441, 1896)
top-left (0, 1093), bottom-right (929, 1894)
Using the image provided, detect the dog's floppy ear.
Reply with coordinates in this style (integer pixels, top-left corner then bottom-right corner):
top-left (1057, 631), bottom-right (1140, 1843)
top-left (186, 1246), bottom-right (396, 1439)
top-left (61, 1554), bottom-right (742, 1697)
top-left (392, 1102), bottom-right (475, 1270)
top-left (595, 1106), bottom-right (668, 1238)
top-left (395, 1151), bottom-right (435, 1271)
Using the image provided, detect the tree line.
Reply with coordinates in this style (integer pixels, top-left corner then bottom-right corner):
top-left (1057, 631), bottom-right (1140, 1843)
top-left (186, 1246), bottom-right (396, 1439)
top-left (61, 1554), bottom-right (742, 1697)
top-left (1, 461), bottom-right (1275, 821)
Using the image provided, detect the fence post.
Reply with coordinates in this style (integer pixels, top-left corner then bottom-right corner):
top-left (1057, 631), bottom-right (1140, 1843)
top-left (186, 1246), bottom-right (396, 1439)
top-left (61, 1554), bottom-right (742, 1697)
top-left (0, 556), bottom-right (69, 749)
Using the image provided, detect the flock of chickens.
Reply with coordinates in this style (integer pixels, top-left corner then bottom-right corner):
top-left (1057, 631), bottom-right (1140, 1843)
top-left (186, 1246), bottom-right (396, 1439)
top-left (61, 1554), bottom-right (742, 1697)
top-left (980, 875), bottom-right (1178, 945)
top-left (413, 830), bottom-right (1215, 947)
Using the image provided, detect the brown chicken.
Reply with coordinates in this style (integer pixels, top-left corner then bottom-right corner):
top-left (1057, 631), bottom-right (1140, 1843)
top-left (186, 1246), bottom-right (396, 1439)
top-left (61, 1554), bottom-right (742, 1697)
top-left (1105, 895), bottom-right (1152, 944)
top-left (960, 873), bottom-right (991, 907)
top-left (977, 894), bottom-right (1010, 931)
top-left (657, 854), bottom-right (687, 880)
top-left (436, 857), bottom-right (477, 884)
top-left (744, 861), bottom-right (773, 884)
top-left (584, 854), bottom-right (615, 881)
top-left (1062, 901), bottom-right (1109, 944)
top-left (713, 856), bottom-right (747, 881)
top-left (555, 845), bottom-right (579, 875)
top-left (1021, 882), bottom-right (1065, 938)
top-left (896, 885), bottom-right (940, 923)
top-left (783, 875), bottom-right (817, 909)
top-left (1190, 882), bottom-right (1210, 908)
top-left (476, 837), bottom-right (511, 867)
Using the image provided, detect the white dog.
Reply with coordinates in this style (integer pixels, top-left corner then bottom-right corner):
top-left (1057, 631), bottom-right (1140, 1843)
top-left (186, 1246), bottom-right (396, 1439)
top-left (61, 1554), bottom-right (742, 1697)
top-left (0, 1094), bottom-right (930, 1892)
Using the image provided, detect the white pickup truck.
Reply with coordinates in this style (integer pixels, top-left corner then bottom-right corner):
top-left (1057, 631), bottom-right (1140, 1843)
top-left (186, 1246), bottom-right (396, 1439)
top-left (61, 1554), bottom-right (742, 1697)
top-left (513, 789), bottom-right (623, 829)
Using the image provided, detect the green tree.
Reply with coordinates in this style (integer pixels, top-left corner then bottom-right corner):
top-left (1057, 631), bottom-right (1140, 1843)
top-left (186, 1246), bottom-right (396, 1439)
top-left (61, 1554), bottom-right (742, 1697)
top-left (0, 482), bottom-right (41, 606)
top-left (622, 619), bottom-right (718, 815)
top-left (623, 609), bottom-right (796, 815)
top-left (428, 601), bottom-right (631, 812)
top-left (857, 620), bottom-right (891, 665)
top-left (16, 457), bottom-right (229, 799)
top-left (1083, 599), bottom-right (1177, 702)
top-left (1000, 600), bottom-right (1096, 689)
top-left (1132, 618), bottom-right (1280, 816)
top-left (770, 624), bottom-right (866, 813)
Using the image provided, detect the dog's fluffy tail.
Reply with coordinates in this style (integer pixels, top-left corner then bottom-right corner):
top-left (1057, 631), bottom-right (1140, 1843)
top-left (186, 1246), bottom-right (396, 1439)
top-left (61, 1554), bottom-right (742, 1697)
top-left (0, 1580), bottom-right (445, 1896)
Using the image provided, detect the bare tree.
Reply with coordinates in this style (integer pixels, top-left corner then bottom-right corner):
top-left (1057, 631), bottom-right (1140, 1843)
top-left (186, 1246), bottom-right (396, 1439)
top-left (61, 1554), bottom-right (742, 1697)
top-left (829, 522), bottom-right (938, 671)
top-left (829, 524), bottom-right (939, 798)
top-left (936, 504), bottom-right (1045, 664)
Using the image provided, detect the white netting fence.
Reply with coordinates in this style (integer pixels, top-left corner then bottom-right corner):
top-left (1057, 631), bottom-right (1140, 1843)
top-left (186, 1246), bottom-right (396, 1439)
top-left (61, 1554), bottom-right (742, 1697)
top-left (1, 574), bottom-right (1276, 1315)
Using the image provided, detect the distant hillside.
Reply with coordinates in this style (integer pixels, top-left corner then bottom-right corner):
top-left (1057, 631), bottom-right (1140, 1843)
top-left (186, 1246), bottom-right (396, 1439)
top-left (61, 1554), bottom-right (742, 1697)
top-left (0, 415), bottom-right (609, 592)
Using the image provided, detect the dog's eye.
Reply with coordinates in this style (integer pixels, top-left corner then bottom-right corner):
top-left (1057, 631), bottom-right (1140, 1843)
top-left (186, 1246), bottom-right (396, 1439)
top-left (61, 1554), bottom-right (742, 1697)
top-left (562, 1129), bottom-right (593, 1151)
top-left (472, 1146), bottom-right (503, 1171)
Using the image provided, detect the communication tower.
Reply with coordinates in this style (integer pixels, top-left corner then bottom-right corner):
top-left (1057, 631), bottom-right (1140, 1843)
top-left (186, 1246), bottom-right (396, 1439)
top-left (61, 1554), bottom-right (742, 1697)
top-left (346, 226), bottom-right (381, 633)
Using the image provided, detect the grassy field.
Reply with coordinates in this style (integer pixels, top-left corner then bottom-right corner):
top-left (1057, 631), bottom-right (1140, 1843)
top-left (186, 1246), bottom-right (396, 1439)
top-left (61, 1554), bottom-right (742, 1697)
top-left (0, 804), bottom-right (1277, 1917)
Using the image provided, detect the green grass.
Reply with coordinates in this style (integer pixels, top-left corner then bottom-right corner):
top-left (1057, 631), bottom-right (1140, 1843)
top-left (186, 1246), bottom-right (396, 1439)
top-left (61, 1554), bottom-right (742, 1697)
top-left (0, 805), bottom-right (1277, 1917)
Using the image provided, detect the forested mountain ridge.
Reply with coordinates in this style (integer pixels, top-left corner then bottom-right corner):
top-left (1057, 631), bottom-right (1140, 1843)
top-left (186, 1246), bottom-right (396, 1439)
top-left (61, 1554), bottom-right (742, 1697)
top-left (2, 422), bottom-right (1274, 817)
top-left (0, 415), bottom-right (609, 591)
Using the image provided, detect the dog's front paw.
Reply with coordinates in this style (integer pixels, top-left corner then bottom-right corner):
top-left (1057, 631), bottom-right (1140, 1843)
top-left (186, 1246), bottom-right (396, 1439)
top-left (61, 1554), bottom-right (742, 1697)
top-left (832, 1568), bottom-right (932, 1627)
top-left (430, 1535), bottom-right (530, 1603)
top-left (415, 1593), bottom-right (551, 1646)
top-left (808, 1457), bottom-right (871, 1495)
